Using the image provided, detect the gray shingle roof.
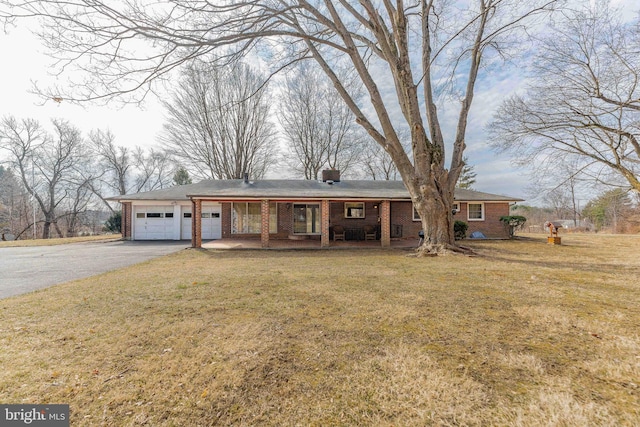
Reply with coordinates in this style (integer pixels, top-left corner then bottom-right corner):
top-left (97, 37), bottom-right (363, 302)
top-left (109, 179), bottom-right (523, 203)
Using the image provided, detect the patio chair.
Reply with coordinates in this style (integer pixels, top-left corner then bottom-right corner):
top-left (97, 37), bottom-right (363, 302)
top-left (333, 225), bottom-right (346, 241)
top-left (363, 225), bottom-right (377, 240)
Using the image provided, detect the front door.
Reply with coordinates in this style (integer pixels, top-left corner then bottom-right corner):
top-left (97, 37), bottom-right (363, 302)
top-left (293, 204), bottom-right (321, 234)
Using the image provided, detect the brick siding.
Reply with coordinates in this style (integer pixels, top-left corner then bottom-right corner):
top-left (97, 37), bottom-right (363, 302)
top-left (122, 202), bottom-right (132, 239)
top-left (261, 200), bottom-right (270, 247)
top-left (461, 202), bottom-right (510, 238)
top-left (329, 201), bottom-right (381, 230)
top-left (390, 201), bottom-right (422, 239)
top-left (212, 200), bottom-right (511, 241)
top-left (391, 201), bottom-right (511, 239)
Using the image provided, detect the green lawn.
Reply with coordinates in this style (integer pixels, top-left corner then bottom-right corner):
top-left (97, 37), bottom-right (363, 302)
top-left (1, 234), bottom-right (638, 426)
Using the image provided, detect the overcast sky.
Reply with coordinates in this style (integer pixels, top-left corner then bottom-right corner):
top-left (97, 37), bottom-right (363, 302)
top-left (0, 0), bottom-right (637, 204)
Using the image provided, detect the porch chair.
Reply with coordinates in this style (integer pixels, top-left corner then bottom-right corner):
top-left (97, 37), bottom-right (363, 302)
top-left (333, 225), bottom-right (346, 241)
top-left (363, 225), bottom-right (377, 241)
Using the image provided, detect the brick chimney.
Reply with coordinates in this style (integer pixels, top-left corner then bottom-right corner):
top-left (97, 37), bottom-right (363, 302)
top-left (322, 169), bottom-right (340, 182)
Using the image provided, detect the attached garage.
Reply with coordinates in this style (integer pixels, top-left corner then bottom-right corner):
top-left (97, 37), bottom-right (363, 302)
top-left (131, 202), bottom-right (221, 241)
top-left (180, 204), bottom-right (221, 240)
top-left (134, 206), bottom-right (175, 240)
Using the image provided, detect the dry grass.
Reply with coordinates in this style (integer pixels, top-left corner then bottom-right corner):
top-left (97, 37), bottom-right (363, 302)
top-left (0, 233), bottom-right (639, 426)
top-left (0, 234), bottom-right (122, 248)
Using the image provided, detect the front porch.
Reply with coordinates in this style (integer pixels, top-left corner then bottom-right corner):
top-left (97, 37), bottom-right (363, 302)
top-left (200, 236), bottom-right (419, 250)
top-left (190, 198), bottom-right (404, 249)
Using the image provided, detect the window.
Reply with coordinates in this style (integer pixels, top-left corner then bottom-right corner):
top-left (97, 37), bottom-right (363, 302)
top-left (165, 213), bottom-right (174, 218)
top-left (146, 212), bottom-right (163, 218)
top-left (202, 212), bottom-right (211, 218)
top-left (293, 204), bottom-right (321, 234)
top-left (344, 202), bottom-right (365, 218)
top-left (183, 212), bottom-right (192, 218)
top-left (413, 206), bottom-right (420, 221)
top-left (468, 203), bottom-right (484, 221)
top-left (136, 212), bottom-right (145, 219)
top-left (232, 202), bottom-right (277, 234)
top-left (452, 202), bottom-right (460, 213)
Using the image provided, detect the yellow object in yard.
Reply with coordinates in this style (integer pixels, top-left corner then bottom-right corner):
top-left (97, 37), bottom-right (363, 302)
top-left (548, 236), bottom-right (562, 245)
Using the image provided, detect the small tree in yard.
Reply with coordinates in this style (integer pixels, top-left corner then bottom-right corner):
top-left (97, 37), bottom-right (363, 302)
top-left (103, 211), bottom-right (121, 234)
top-left (500, 215), bottom-right (527, 238)
top-left (582, 189), bottom-right (633, 233)
top-left (454, 221), bottom-right (469, 241)
top-left (2, 1), bottom-right (561, 254)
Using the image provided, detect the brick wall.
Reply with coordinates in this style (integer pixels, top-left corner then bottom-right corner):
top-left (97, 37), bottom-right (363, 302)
top-left (321, 200), bottom-right (330, 247)
top-left (221, 203), bottom-right (232, 238)
top-left (277, 203), bottom-right (293, 236)
top-left (214, 200), bottom-right (511, 240)
top-left (461, 202), bottom-right (510, 239)
top-left (193, 199), bottom-right (202, 247)
top-left (329, 201), bottom-right (381, 229)
top-left (391, 201), bottom-right (511, 239)
top-left (122, 202), bottom-right (132, 239)
top-left (390, 202), bottom-right (421, 238)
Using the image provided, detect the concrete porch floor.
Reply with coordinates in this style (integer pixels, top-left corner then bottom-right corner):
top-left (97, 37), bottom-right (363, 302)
top-left (201, 237), bottom-right (420, 250)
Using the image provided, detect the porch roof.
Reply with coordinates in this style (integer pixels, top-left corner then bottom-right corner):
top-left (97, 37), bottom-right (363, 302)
top-left (110, 179), bottom-right (523, 202)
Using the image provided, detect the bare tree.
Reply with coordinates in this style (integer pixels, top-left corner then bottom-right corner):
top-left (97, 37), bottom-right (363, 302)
top-left (131, 146), bottom-right (174, 192)
top-left (0, 116), bottom-right (87, 239)
top-left (89, 129), bottom-right (131, 198)
top-left (360, 138), bottom-right (401, 181)
top-left (279, 63), bottom-right (362, 179)
top-left (489, 2), bottom-right (640, 193)
top-left (160, 60), bottom-right (277, 180)
top-left (2, 1), bottom-right (561, 253)
top-left (0, 165), bottom-right (33, 239)
top-left (58, 177), bottom-right (93, 236)
top-left (89, 128), bottom-right (174, 205)
top-left (358, 129), bottom-right (412, 181)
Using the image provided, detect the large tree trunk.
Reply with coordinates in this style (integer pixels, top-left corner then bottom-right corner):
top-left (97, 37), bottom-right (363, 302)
top-left (409, 177), bottom-right (456, 254)
top-left (42, 220), bottom-right (51, 239)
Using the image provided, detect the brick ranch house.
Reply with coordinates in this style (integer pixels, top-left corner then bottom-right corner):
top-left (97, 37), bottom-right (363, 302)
top-left (110, 171), bottom-right (522, 248)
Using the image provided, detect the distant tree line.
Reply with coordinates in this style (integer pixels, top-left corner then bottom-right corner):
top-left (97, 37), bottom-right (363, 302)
top-left (0, 117), bottom-right (185, 239)
top-left (511, 188), bottom-right (639, 234)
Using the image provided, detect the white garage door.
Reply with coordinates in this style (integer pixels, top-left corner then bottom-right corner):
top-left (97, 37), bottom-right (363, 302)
top-left (134, 206), bottom-right (175, 240)
top-left (180, 205), bottom-right (221, 240)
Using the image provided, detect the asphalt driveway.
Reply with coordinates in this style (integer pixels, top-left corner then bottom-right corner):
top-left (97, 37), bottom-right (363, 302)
top-left (0, 241), bottom-right (189, 299)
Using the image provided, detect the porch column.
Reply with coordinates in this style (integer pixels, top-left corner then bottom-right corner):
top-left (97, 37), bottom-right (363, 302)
top-left (261, 199), bottom-right (270, 248)
top-left (121, 202), bottom-right (131, 240)
top-left (321, 199), bottom-right (330, 248)
top-left (192, 199), bottom-right (202, 248)
top-left (380, 200), bottom-right (391, 247)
